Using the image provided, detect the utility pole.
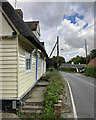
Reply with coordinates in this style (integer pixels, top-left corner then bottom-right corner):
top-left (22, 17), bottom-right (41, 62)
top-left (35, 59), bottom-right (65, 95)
top-left (85, 39), bottom-right (88, 64)
top-left (15, 0), bottom-right (17, 9)
top-left (57, 36), bottom-right (59, 71)
top-left (49, 41), bottom-right (57, 58)
top-left (49, 36), bottom-right (59, 70)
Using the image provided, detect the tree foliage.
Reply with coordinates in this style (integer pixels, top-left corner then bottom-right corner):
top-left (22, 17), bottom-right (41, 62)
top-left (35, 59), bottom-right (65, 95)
top-left (48, 56), bottom-right (65, 68)
top-left (67, 55), bottom-right (86, 64)
top-left (86, 49), bottom-right (96, 63)
top-left (67, 49), bottom-right (96, 64)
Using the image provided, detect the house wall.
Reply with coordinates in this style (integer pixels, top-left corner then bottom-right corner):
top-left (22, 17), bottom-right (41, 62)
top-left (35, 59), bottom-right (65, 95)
top-left (18, 35), bottom-right (37, 98)
top-left (44, 59), bottom-right (46, 73)
top-left (0, 38), bottom-right (18, 98)
top-left (0, 11), bottom-right (14, 36)
top-left (0, 11), bottom-right (18, 98)
top-left (37, 57), bottom-right (42, 80)
top-left (37, 52), bottom-right (45, 80)
top-left (18, 36), bottom-right (46, 98)
top-left (0, 9), bottom-right (47, 99)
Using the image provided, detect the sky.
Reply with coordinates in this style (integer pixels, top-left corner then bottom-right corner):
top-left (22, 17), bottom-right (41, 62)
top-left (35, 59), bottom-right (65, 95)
top-left (8, 0), bottom-right (95, 62)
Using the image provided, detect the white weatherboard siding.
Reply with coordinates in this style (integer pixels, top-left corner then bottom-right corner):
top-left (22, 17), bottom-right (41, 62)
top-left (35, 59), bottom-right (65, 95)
top-left (0, 11), bottom-right (14, 36)
top-left (18, 36), bottom-right (36, 98)
top-left (0, 11), bottom-right (18, 98)
top-left (0, 38), bottom-right (18, 98)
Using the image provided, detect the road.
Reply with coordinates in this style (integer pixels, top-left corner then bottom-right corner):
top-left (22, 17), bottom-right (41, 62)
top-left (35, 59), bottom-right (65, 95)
top-left (60, 71), bottom-right (95, 118)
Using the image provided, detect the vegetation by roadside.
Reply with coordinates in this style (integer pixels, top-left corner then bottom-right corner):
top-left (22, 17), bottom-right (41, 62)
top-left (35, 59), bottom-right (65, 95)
top-left (85, 66), bottom-right (96, 78)
top-left (59, 67), bottom-right (77, 73)
top-left (42, 70), bottom-right (65, 119)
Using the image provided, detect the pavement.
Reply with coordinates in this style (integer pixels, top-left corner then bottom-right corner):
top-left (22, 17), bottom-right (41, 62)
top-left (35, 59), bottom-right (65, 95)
top-left (22, 80), bottom-right (49, 114)
top-left (0, 113), bottom-right (19, 119)
top-left (60, 71), bottom-right (95, 118)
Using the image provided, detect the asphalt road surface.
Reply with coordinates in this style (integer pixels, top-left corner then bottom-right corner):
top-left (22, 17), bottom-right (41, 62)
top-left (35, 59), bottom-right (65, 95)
top-left (60, 71), bottom-right (95, 118)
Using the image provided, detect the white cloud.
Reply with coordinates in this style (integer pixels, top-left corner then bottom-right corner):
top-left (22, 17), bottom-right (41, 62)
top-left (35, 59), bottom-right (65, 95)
top-left (78, 48), bottom-right (86, 56)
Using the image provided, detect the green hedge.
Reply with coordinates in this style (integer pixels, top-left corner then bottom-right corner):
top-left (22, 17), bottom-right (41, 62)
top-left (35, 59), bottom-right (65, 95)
top-left (59, 67), bottom-right (77, 73)
top-left (85, 66), bottom-right (96, 78)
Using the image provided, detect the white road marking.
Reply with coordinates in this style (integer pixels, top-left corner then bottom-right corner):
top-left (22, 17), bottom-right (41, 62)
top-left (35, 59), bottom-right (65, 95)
top-left (64, 76), bottom-right (78, 119)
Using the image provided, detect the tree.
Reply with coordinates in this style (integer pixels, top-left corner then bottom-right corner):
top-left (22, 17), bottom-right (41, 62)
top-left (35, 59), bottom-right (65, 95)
top-left (48, 56), bottom-right (65, 69)
top-left (89, 49), bottom-right (96, 60)
top-left (86, 49), bottom-right (96, 64)
top-left (67, 55), bottom-right (86, 64)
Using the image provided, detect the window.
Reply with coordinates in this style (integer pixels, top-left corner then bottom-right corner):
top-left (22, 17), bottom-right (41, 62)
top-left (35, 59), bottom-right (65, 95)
top-left (38, 58), bottom-right (40, 69)
top-left (25, 52), bottom-right (32, 72)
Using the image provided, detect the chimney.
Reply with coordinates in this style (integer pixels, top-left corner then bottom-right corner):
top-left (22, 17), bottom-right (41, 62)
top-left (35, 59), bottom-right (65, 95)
top-left (15, 9), bottom-right (23, 19)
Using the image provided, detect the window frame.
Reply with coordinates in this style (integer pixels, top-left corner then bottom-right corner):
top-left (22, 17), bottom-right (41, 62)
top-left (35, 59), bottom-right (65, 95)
top-left (25, 52), bottom-right (32, 72)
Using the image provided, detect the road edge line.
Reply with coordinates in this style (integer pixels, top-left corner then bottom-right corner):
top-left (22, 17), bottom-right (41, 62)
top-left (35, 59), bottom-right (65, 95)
top-left (64, 76), bottom-right (78, 118)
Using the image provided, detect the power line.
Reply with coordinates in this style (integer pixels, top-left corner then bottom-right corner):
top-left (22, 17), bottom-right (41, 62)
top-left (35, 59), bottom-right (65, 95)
top-left (69, 23), bottom-right (96, 39)
top-left (76, 23), bottom-right (96, 37)
top-left (60, 22), bottom-right (96, 46)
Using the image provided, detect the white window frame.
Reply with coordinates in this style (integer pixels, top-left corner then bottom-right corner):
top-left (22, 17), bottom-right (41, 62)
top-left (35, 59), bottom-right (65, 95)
top-left (25, 52), bottom-right (32, 72)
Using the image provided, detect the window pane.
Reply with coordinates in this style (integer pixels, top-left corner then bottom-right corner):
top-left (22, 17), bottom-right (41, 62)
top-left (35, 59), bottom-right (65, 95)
top-left (26, 53), bottom-right (31, 71)
top-left (26, 59), bottom-right (28, 70)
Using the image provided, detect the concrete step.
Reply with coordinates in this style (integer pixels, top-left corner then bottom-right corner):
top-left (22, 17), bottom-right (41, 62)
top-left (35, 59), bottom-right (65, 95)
top-left (26, 97), bottom-right (44, 103)
top-left (25, 101), bottom-right (43, 106)
top-left (23, 105), bottom-right (43, 110)
top-left (21, 109), bottom-right (43, 114)
top-left (36, 81), bottom-right (49, 87)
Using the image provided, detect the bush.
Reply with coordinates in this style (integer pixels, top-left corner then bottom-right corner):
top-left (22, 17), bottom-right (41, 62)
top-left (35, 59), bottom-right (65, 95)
top-left (59, 67), bottom-right (77, 73)
top-left (44, 70), bottom-right (65, 83)
top-left (85, 66), bottom-right (96, 78)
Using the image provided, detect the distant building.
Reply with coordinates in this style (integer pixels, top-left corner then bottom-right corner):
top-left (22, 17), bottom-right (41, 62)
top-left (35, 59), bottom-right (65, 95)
top-left (87, 57), bottom-right (96, 66)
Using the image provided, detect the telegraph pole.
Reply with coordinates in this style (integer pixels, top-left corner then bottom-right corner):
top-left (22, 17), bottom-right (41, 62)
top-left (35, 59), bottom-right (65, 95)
top-left (85, 39), bottom-right (88, 64)
top-left (57, 36), bottom-right (59, 71)
top-left (15, 0), bottom-right (17, 8)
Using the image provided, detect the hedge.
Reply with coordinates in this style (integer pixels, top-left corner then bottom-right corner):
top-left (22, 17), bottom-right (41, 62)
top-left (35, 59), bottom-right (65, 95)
top-left (59, 67), bottom-right (77, 73)
top-left (85, 66), bottom-right (96, 78)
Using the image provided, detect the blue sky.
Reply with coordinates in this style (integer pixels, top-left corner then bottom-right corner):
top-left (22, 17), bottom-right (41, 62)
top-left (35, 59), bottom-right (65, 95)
top-left (63, 13), bottom-right (89, 32)
top-left (63, 13), bottom-right (84, 24)
top-left (83, 23), bottom-right (88, 29)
